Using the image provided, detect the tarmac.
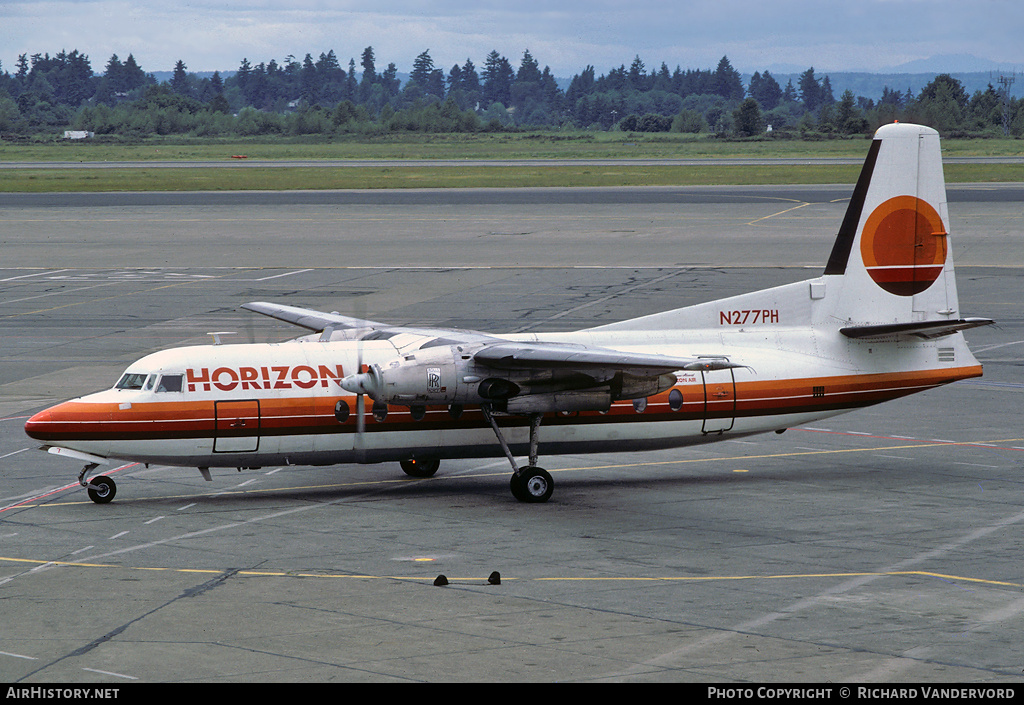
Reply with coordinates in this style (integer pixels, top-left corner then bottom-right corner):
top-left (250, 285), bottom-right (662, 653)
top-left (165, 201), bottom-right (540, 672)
top-left (1, 184), bottom-right (1022, 682)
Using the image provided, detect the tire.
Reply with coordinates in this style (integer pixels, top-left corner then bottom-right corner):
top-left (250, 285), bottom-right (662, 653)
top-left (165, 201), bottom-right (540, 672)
top-left (510, 466), bottom-right (553, 503)
top-left (400, 457), bottom-right (440, 478)
top-left (87, 476), bottom-right (116, 504)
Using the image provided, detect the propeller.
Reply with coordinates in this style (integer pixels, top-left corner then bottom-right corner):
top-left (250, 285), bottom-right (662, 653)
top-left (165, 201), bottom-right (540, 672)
top-left (336, 294), bottom-right (375, 463)
top-left (340, 342), bottom-right (385, 463)
top-left (355, 349), bottom-right (365, 463)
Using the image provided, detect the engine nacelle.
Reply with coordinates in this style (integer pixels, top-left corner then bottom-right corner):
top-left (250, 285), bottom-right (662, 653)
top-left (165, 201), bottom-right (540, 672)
top-left (343, 345), bottom-right (517, 406)
top-left (614, 372), bottom-right (678, 401)
top-left (339, 345), bottom-right (680, 413)
top-left (376, 345), bottom-right (464, 404)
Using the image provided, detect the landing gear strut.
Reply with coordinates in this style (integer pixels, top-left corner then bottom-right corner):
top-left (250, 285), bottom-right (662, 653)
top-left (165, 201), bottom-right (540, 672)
top-left (482, 406), bottom-right (553, 503)
top-left (78, 463), bottom-right (117, 504)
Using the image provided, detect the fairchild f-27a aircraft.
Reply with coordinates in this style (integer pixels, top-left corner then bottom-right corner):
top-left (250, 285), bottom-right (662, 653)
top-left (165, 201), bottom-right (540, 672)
top-left (25, 123), bottom-right (992, 504)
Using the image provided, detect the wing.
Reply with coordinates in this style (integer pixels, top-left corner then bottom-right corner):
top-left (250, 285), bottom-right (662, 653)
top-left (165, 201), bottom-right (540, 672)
top-left (246, 301), bottom-right (747, 413)
top-left (473, 341), bottom-right (744, 374)
top-left (242, 301), bottom-right (499, 345)
top-left (241, 301), bottom-right (386, 333)
top-left (243, 301), bottom-right (744, 372)
top-left (466, 341), bottom-right (746, 413)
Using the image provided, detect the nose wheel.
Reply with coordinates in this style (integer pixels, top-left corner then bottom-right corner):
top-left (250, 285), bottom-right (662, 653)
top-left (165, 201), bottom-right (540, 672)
top-left (87, 476), bottom-right (117, 504)
top-left (78, 463), bottom-right (117, 504)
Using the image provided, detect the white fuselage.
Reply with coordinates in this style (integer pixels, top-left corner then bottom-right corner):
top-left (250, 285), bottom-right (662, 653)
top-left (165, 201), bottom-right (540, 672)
top-left (24, 313), bottom-right (982, 470)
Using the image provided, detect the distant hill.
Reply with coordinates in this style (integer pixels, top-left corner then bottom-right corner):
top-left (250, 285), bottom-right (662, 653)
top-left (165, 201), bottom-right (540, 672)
top-left (150, 70), bottom-right (234, 83)
top-left (887, 53), bottom-right (1015, 74)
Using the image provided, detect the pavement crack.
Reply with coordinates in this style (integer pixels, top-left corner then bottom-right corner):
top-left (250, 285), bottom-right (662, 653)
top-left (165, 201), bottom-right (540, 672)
top-left (13, 568), bottom-right (242, 682)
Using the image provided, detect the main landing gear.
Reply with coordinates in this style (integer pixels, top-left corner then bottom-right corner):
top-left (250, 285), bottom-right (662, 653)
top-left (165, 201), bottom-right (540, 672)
top-left (481, 406), bottom-right (554, 503)
top-left (79, 463), bottom-right (117, 504)
top-left (400, 457), bottom-right (441, 478)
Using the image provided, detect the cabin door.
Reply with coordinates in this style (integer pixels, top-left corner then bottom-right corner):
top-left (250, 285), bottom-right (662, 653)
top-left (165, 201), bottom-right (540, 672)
top-left (214, 400), bottom-right (261, 453)
top-left (701, 369), bottom-right (736, 434)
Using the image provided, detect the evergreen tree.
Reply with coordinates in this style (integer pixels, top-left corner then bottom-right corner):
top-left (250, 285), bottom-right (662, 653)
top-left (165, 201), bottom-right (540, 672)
top-left (913, 74), bottom-right (968, 133)
top-left (300, 54), bottom-right (318, 104)
top-left (482, 51), bottom-right (513, 106)
top-left (819, 75), bottom-right (835, 106)
top-left (511, 49), bottom-right (543, 113)
top-left (968, 84), bottom-right (1002, 131)
top-left (782, 79), bottom-right (798, 104)
top-left (346, 58), bottom-right (358, 101)
top-left (15, 54), bottom-right (29, 83)
top-left (516, 50), bottom-right (542, 84)
top-left (733, 97), bottom-right (765, 136)
top-left (446, 63), bottom-right (463, 95)
top-left (460, 58), bottom-right (480, 95)
top-left (410, 50), bottom-right (435, 90)
top-left (170, 60), bottom-right (189, 97)
top-left (103, 55), bottom-right (125, 92)
top-left (381, 63), bottom-right (400, 98)
top-left (628, 55), bottom-right (647, 90)
top-left (712, 56), bottom-right (743, 100)
top-left (798, 67), bottom-right (821, 112)
top-left (918, 74), bottom-right (969, 111)
top-left (748, 70), bottom-right (782, 110)
top-left (653, 62), bottom-right (673, 92)
top-left (566, 65), bottom-right (595, 106)
top-left (836, 89), bottom-right (868, 134)
top-left (360, 47), bottom-right (376, 85)
top-left (359, 47), bottom-right (377, 102)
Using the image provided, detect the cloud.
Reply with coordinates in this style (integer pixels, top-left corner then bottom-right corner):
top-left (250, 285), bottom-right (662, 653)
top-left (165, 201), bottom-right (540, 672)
top-left (1, 0), bottom-right (1021, 77)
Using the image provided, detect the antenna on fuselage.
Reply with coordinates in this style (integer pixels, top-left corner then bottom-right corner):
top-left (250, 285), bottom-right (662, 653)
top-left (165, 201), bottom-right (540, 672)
top-left (208, 331), bottom-right (236, 346)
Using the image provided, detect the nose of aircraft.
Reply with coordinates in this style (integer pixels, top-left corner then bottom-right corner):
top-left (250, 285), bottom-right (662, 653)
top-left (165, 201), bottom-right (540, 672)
top-left (25, 407), bottom-right (56, 441)
top-left (24, 403), bottom-right (78, 442)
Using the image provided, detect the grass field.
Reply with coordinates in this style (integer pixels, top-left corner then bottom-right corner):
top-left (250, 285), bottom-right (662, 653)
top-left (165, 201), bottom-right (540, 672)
top-left (1, 132), bottom-right (1020, 191)
top-left (3, 163), bottom-right (1020, 192)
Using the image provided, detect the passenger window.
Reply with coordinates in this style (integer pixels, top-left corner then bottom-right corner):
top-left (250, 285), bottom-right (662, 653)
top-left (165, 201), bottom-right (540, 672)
top-left (157, 375), bottom-right (183, 393)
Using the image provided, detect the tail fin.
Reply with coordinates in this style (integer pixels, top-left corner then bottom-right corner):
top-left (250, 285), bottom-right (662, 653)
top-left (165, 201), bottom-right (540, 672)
top-left (586, 122), bottom-right (991, 337)
top-left (824, 123), bottom-right (974, 332)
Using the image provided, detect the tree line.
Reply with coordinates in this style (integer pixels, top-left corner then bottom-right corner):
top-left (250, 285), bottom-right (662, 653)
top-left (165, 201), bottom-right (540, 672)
top-left (0, 47), bottom-right (1020, 139)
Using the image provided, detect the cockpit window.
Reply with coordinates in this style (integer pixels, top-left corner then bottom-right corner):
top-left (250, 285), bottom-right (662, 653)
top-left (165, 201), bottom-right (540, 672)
top-left (115, 373), bottom-right (149, 390)
top-left (157, 375), bottom-right (183, 393)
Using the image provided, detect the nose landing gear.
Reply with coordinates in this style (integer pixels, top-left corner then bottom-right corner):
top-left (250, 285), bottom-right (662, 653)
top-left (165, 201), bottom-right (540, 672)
top-left (79, 463), bottom-right (117, 504)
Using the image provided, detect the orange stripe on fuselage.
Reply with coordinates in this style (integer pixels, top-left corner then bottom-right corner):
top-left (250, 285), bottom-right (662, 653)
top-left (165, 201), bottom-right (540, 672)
top-left (24, 366), bottom-right (982, 443)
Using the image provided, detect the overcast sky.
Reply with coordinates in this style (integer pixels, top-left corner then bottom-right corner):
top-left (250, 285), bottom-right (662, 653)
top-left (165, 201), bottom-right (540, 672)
top-left (3, 0), bottom-right (1022, 77)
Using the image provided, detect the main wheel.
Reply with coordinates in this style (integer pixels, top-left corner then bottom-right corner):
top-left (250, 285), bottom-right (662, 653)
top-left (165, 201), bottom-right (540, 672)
top-left (510, 466), bottom-right (553, 503)
top-left (400, 457), bottom-right (440, 478)
top-left (87, 475), bottom-right (116, 504)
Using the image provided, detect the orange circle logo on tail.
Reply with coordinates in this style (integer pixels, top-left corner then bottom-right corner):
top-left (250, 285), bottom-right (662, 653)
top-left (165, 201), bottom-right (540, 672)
top-left (860, 196), bottom-right (947, 296)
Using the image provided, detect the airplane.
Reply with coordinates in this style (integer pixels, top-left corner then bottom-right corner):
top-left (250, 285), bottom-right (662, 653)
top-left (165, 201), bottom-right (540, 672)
top-left (24, 123), bottom-right (993, 504)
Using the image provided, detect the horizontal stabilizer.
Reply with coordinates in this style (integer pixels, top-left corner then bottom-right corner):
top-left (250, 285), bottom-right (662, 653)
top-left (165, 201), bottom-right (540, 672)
top-left (840, 318), bottom-right (993, 340)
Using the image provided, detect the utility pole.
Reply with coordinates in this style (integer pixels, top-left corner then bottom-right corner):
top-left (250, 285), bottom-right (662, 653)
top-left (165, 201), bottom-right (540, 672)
top-left (997, 72), bottom-right (1016, 136)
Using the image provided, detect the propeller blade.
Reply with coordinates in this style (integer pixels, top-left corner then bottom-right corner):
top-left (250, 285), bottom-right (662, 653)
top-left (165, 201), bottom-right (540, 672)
top-left (355, 312), bottom-right (366, 462)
